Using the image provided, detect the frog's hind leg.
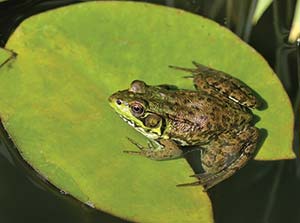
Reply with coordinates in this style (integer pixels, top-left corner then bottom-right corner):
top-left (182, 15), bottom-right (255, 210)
top-left (170, 62), bottom-right (260, 109)
top-left (178, 125), bottom-right (259, 191)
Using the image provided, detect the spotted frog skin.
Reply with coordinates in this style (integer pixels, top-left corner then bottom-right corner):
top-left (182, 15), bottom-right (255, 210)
top-left (108, 62), bottom-right (260, 190)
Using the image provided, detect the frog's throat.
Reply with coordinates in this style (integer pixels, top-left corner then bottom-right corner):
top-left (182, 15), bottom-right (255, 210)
top-left (118, 114), bottom-right (161, 140)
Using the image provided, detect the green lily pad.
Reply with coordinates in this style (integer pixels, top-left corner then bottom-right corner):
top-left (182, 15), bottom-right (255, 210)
top-left (0, 48), bottom-right (14, 67)
top-left (0, 1), bottom-right (295, 222)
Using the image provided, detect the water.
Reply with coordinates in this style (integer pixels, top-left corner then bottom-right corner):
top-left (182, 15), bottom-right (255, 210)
top-left (0, 0), bottom-right (299, 223)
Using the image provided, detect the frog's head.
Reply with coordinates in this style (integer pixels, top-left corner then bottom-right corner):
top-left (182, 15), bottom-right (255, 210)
top-left (108, 80), bottom-right (165, 139)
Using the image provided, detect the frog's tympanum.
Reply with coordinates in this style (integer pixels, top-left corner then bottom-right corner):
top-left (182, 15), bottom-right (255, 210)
top-left (108, 62), bottom-right (260, 190)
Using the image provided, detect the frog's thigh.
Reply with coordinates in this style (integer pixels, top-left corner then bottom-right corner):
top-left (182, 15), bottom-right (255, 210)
top-left (200, 125), bottom-right (259, 189)
top-left (202, 129), bottom-right (245, 173)
top-left (144, 139), bottom-right (183, 161)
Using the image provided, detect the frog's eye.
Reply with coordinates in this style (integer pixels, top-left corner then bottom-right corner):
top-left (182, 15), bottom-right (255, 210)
top-left (129, 80), bottom-right (146, 94)
top-left (130, 102), bottom-right (144, 116)
top-left (116, 99), bottom-right (122, 105)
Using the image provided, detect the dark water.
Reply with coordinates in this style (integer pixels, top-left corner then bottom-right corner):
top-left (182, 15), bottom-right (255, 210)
top-left (0, 0), bottom-right (299, 223)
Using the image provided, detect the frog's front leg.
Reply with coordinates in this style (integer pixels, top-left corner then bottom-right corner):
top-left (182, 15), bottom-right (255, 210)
top-left (124, 138), bottom-right (183, 161)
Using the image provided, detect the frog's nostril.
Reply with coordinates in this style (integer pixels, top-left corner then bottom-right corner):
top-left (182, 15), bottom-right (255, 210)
top-left (116, 99), bottom-right (122, 105)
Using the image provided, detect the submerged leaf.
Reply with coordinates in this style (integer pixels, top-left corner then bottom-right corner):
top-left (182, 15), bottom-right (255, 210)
top-left (0, 1), bottom-right (295, 222)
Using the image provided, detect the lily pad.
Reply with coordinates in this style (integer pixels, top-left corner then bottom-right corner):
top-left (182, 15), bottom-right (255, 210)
top-left (0, 48), bottom-right (14, 67)
top-left (0, 1), bottom-right (295, 223)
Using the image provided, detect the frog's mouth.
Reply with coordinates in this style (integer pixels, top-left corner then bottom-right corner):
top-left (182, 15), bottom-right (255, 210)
top-left (119, 115), bottom-right (138, 128)
top-left (118, 114), bottom-right (161, 140)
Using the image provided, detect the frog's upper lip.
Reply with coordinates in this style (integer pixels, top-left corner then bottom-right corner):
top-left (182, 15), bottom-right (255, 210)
top-left (119, 115), bottom-right (137, 128)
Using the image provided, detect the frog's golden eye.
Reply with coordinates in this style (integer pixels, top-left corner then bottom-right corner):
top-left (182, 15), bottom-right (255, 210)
top-left (130, 102), bottom-right (144, 117)
top-left (144, 114), bottom-right (161, 128)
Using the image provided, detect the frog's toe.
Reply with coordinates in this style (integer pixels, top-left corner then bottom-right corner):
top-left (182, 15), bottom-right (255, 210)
top-left (191, 61), bottom-right (209, 71)
top-left (190, 172), bottom-right (213, 178)
top-left (126, 137), bottom-right (145, 150)
top-left (123, 150), bottom-right (142, 155)
top-left (147, 140), bottom-right (156, 149)
top-left (176, 181), bottom-right (202, 187)
top-left (168, 65), bottom-right (196, 74)
top-left (183, 75), bottom-right (195, 79)
top-left (176, 180), bottom-right (212, 192)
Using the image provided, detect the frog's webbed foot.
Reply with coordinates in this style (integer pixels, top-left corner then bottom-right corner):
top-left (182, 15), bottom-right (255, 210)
top-left (179, 172), bottom-right (226, 191)
top-left (169, 65), bottom-right (196, 74)
top-left (176, 172), bottom-right (215, 191)
top-left (169, 61), bottom-right (261, 109)
top-left (176, 177), bottom-right (219, 192)
top-left (169, 61), bottom-right (212, 79)
top-left (123, 137), bottom-right (151, 155)
top-left (124, 137), bottom-right (183, 161)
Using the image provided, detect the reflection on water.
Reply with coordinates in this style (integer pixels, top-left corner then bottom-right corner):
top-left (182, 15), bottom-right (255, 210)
top-left (0, 0), bottom-right (298, 223)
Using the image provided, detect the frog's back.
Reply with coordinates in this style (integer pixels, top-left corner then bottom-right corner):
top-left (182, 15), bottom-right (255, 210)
top-left (160, 90), bottom-right (252, 145)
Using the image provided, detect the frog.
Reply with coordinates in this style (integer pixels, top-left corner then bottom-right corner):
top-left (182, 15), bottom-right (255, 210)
top-left (108, 61), bottom-right (260, 191)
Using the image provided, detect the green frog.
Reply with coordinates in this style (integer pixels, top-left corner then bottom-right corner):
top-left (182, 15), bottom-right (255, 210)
top-left (108, 62), bottom-right (260, 190)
